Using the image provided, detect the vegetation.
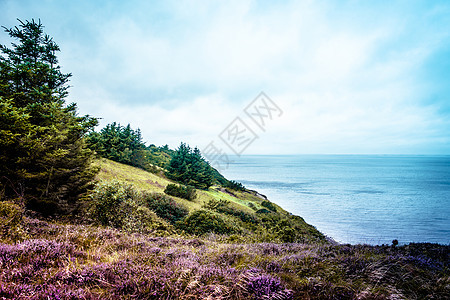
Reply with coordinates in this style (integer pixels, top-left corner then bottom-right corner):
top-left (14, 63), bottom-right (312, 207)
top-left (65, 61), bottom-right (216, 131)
top-left (164, 183), bottom-right (197, 201)
top-left (87, 123), bottom-right (146, 167)
top-left (204, 198), bottom-right (257, 224)
top-left (165, 142), bottom-right (214, 189)
top-left (87, 123), bottom-right (240, 190)
top-left (0, 217), bottom-right (448, 299)
top-left (142, 192), bottom-right (189, 224)
top-left (89, 181), bottom-right (172, 234)
top-left (0, 201), bottom-right (23, 242)
top-left (175, 209), bottom-right (238, 235)
top-left (86, 122), bottom-right (175, 173)
top-left (223, 180), bottom-right (246, 191)
top-left (0, 19), bottom-right (98, 215)
top-left (261, 200), bottom-right (278, 212)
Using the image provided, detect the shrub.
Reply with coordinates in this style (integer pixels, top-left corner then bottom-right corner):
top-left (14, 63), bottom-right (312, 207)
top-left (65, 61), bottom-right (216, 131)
top-left (203, 199), bottom-right (257, 224)
top-left (256, 208), bottom-right (271, 214)
top-left (176, 210), bottom-right (237, 235)
top-left (0, 201), bottom-right (24, 241)
top-left (164, 183), bottom-right (197, 201)
top-left (89, 181), bottom-right (171, 233)
top-left (89, 181), bottom-right (137, 228)
top-left (258, 214), bottom-right (325, 243)
top-left (142, 192), bottom-right (189, 224)
top-left (121, 200), bottom-right (172, 234)
top-left (261, 200), bottom-right (277, 212)
top-left (0, 201), bottom-right (22, 228)
top-left (223, 180), bottom-right (245, 191)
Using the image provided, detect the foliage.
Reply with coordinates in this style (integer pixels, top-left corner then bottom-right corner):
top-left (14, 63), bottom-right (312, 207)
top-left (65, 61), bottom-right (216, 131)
top-left (204, 199), bottom-right (257, 224)
top-left (176, 209), bottom-right (238, 235)
top-left (164, 183), bottom-right (197, 201)
top-left (223, 180), bottom-right (245, 191)
top-left (261, 200), bottom-right (277, 212)
top-left (87, 123), bottom-right (178, 174)
top-left (242, 270), bottom-right (292, 299)
top-left (166, 143), bottom-right (214, 189)
top-left (259, 214), bottom-right (326, 243)
top-left (90, 181), bottom-right (136, 227)
top-left (142, 192), bottom-right (189, 224)
top-left (89, 181), bottom-right (171, 233)
top-left (87, 122), bottom-right (146, 167)
top-left (0, 201), bottom-right (24, 242)
top-left (146, 143), bottom-right (175, 168)
top-left (0, 19), bottom-right (98, 214)
top-left (256, 208), bottom-right (272, 214)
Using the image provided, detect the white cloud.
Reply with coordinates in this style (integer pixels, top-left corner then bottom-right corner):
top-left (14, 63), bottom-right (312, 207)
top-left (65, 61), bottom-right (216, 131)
top-left (2, 0), bottom-right (448, 154)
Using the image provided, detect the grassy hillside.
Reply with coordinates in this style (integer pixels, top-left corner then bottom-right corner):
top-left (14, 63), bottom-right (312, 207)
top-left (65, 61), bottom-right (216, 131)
top-left (95, 158), bottom-right (324, 243)
top-left (96, 158), bottom-right (281, 213)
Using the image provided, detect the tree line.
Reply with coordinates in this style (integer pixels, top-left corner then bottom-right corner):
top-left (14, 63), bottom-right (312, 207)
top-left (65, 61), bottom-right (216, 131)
top-left (86, 124), bottom-right (223, 190)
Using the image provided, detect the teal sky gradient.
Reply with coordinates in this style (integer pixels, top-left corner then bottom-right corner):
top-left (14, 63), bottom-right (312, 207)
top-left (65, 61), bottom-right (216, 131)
top-left (1, 0), bottom-right (449, 154)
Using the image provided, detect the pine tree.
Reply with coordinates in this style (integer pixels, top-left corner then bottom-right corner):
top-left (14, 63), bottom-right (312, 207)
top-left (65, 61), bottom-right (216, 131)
top-left (86, 122), bottom-right (149, 169)
top-left (0, 19), bottom-right (98, 214)
top-left (166, 143), bottom-right (213, 189)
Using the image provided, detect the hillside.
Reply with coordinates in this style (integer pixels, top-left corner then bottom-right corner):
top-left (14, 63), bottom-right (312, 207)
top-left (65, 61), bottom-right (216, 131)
top-left (95, 158), bottom-right (325, 243)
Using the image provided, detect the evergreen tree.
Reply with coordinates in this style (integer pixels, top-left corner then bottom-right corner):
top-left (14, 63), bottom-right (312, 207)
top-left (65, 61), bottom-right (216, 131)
top-left (86, 122), bottom-right (149, 169)
top-left (166, 143), bottom-right (213, 189)
top-left (0, 19), bottom-right (98, 214)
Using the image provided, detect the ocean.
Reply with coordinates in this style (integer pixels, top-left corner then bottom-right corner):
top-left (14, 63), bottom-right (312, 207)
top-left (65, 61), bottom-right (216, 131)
top-left (221, 155), bottom-right (450, 245)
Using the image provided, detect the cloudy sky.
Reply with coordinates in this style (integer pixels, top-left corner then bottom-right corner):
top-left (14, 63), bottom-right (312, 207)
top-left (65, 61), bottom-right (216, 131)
top-left (1, 0), bottom-right (449, 154)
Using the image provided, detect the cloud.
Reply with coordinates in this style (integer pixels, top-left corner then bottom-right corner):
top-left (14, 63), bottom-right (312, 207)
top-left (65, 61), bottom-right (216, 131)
top-left (1, 0), bottom-right (449, 154)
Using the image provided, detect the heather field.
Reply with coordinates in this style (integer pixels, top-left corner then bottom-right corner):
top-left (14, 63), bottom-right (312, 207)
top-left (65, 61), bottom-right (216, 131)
top-left (1, 160), bottom-right (448, 299)
top-left (0, 218), bottom-right (448, 299)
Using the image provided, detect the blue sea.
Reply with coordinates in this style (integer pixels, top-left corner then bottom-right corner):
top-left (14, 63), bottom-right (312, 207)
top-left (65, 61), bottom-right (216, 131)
top-left (221, 155), bottom-right (450, 245)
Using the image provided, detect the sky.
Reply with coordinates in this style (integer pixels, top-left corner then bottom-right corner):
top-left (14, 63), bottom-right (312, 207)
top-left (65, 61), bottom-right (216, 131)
top-left (1, 0), bottom-right (449, 155)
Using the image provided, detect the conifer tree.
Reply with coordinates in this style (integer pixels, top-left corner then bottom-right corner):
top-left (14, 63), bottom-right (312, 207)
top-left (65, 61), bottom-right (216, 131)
top-left (0, 19), bottom-right (98, 214)
top-left (166, 143), bottom-right (213, 189)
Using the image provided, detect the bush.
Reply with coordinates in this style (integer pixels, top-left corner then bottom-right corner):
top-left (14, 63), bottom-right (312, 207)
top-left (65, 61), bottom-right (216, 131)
top-left (90, 181), bottom-right (137, 228)
top-left (89, 181), bottom-right (171, 233)
top-left (203, 199), bottom-right (257, 224)
top-left (0, 201), bottom-right (24, 241)
top-left (0, 201), bottom-right (22, 228)
top-left (258, 214), bottom-right (325, 243)
top-left (176, 210), bottom-right (237, 235)
top-left (256, 208), bottom-right (271, 214)
top-left (164, 184), bottom-right (197, 201)
top-left (223, 180), bottom-right (245, 191)
top-left (142, 192), bottom-right (189, 224)
top-left (261, 200), bottom-right (277, 212)
top-left (121, 200), bottom-right (172, 234)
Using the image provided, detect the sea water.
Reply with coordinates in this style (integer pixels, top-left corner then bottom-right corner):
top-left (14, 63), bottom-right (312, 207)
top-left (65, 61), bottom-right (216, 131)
top-left (221, 155), bottom-right (450, 245)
